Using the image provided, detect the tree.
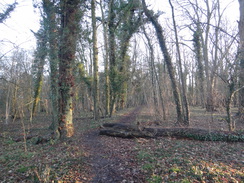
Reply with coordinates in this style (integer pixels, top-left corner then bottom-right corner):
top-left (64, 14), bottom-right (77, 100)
top-left (0, 2), bottom-right (17, 23)
top-left (106, 0), bottom-right (143, 115)
top-left (142, 0), bottom-right (185, 126)
top-left (58, 0), bottom-right (81, 139)
top-left (99, 0), bottom-right (110, 116)
top-left (117, 0), bottom-right (142, 109)
top-left (108, 0), bottom-right (117, 116)
top-left (91, 0), bottom-right (99, 120)
top-left (43, 0), bottom-right (59, 131)
top-left (238, 0), bottom-right (244, 116)
top-left (31, 27), bottom-right (47, 117)
top-left (169, 0), bottom-right (190, 125)
top-left (193, 24), bottom-right (205, 107)
top-left (143, 27), bottom-right (166, 120)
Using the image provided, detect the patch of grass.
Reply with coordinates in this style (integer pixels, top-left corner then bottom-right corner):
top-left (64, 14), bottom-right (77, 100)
top-left (147, 175), bottom-right (162, 183)
top-left (4, 139), bottom-right (15, 145)
top-left (20, 151), bottom-right (36, 159)
top-left (17, 165), bottom-right (32, 173)
top-left (181, 178), bottom-right (191, 183)
top-left (169, 166), bottom-right (182, 173)
top-left (142, 163), bottom-right (154, 171)
top-left (137, 150), bottom-right (151, 160)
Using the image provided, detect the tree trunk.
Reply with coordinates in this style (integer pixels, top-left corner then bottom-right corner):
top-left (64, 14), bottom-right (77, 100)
top-left (108, 0), bottom-right (117, 117)
top-left (193, 24), bottom-right (205, 107)
top-left (143, 27), bottom-right (166, 120)
top-left (92, 0), bottom-right (100, 120)
top-left (100, 123), bottom-right (244, 142)
top-left (142, 0), bottom-right (184, 125)
top-left (5, 84), bottom-right (11, 124)
top-left (169, 0), bottom-right (190, 125)
top-left (239, 0), bottom-right (244, 116)
top-left (32, 29), bottom-right (47, 117)
top-left (100, 0), bottom-right (110, 116)
top-left (202, 0), bottom-right (215, 112)
top-left (43, 0), bottom-right (59, 132)
top-left (58, 0), bottom-right (80, 139)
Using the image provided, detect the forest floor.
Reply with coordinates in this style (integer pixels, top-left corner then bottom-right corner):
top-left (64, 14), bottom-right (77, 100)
top-left (0, 105), bottom-right (243, 182)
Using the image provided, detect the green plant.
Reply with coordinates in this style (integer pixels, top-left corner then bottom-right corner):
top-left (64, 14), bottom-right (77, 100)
top-left (137, 150), bottom-right (151, 160)
top-left (148, 175), bottom-right (162, 183)
top-left (181, 178), bottom-right (191, 183)
top-left (4, 139), bottom-right (15, 145)
top-left (169, 166), bottom-right (181, 173)
top-left (142, 163), bottom-right (153, 171)
top-left (17, 165), bottom-right (31, 173)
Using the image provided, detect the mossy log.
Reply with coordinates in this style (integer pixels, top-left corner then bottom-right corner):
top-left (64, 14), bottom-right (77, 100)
top-left (99, 123), bottom-right (244, 142)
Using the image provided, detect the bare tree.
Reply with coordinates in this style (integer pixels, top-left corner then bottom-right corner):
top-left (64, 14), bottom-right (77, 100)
top-left (142, 0), bottom-right (185, 126)
top-left (169, 0), bottom-right (190, 125)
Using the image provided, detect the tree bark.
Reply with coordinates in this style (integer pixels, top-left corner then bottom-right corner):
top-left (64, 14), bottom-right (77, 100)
top-left (118, 4), bottom-right (142, 109)
top-left (142, 0), bottom-right (184, 125)
top-left (108, 0), bottom-right (117, 117)
top-left (143, 27), bottom-right (166, 120)
top-left (239, 0), bottom-right (244, 116)
top-left (169, 0), bottom-right (190, 125)
top-left (193, 24), bottom-right (205, 107)
top-left (43, 0), bottom-right (59, 132)
top-left (100, 0), bottom-right (110, 116)
top-left (92, 0), bottom-right (100, 120)
top-left (100, 123), bottom-right (244, 142)
top-left (58, 0), bottom-right (80, 139)
top-left (202, 0), bottom-right (215, 112)
top-left (32, 29), bottom-right (47, 116)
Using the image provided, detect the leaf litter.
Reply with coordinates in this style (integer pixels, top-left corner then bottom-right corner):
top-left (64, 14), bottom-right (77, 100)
top-left (0, 106), bottom-right (243, 182)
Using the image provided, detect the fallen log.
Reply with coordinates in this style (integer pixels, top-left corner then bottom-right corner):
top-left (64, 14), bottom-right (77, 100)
top-left (99, 123), bottom-right (244, 142)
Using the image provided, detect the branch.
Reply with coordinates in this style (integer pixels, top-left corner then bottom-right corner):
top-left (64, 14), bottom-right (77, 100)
top-left (0, 2), bottom-right (17, 23)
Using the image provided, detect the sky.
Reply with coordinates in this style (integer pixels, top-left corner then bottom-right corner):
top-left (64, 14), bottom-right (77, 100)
top-left (0, 0), bottom-right (40, 56)
top-left (0, 0), bottom-right (240, 57)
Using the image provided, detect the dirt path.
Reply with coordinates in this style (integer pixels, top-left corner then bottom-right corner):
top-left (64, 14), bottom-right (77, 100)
top-left (82, 106), bottom-right (145, 183)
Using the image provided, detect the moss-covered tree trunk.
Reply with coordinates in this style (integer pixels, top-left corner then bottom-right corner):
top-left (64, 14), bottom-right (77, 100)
top-left (118, 6), bottom-right (141, 110)
top-left (193, 25), bottom-right (205, 108)
top-left (142, 0), bottom-right (184, 125)
top-left (108, 0), bottom-right (117, 117)
top-left (58, 0), bottom-right (80, 139)
top-left (43, 0), bottom-right (59, 132)
top-left (32, 29), bottom-right (47, 116)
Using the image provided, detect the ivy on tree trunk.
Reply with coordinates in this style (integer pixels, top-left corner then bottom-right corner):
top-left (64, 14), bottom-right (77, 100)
top-left (58, 0), bottom-right (81, 139)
